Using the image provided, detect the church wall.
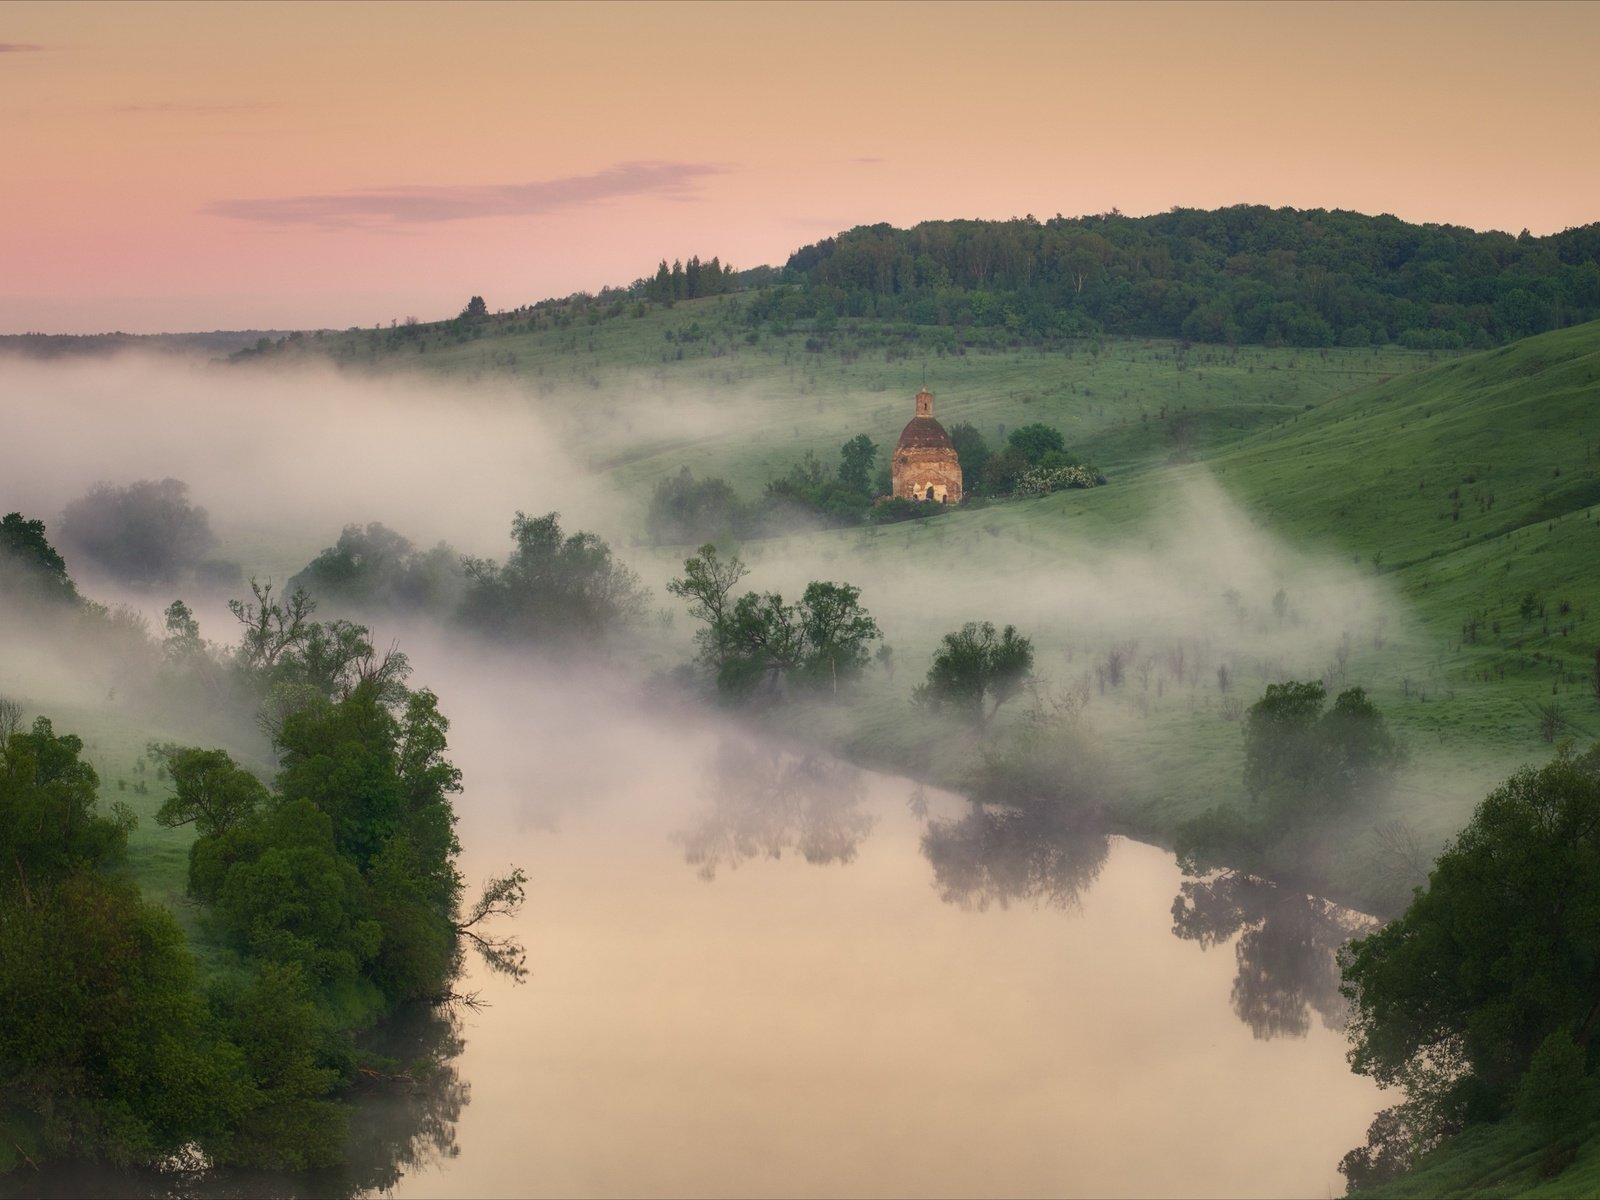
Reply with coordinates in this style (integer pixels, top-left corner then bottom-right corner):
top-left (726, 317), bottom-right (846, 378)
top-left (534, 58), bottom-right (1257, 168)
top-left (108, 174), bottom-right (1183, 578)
top-left (892, 444), bottom-right (964, 503)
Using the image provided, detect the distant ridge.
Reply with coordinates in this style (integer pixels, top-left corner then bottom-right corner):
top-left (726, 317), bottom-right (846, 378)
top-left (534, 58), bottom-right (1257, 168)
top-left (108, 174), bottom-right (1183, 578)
top-left (0, 330), bottom-right (301, 360)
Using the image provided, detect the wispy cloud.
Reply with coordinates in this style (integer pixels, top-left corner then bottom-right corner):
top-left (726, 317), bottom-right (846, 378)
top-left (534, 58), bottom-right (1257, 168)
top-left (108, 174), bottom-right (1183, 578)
top-left (850, 156), bottom-right (887, 165)
top-left (205, 160), bottom-right (732, 226)
top-left (0, 42), bottom-right (45, 53)
top-left (115, 100), bottom-right (277, 116)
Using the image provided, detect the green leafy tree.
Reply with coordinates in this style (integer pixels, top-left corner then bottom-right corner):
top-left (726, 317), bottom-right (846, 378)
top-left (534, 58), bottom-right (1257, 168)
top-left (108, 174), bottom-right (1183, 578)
top-left (0, 716), bottom-right (131, 895)
top-left (1007, 423), bottom-right (1066, 464)
top-left (0, 872), bottom-right (228, 1170)
top-left (669, 553), bottom-right (879, 698)
top-left (666, 544), bottom-right (750, 672)
top-left (1245, 682), bottom-right (1399, 821)
top-left (289, 522), bottom-right (464, 614)
top-left (947, 422), bottom-right (991, 485)
top-left (0, 717), bottom-right (228, 1171)
top-left (460, 511), bottom-right (646, 642)
top-left (837, 434), bottom-right (879, 495)
top-left (916, 621), bottom-right (1035, 729)
top-left (1341, 743), bottom-right (1600, 1142)
top-left (0, 511), bottom-right (78, 602)
top-left (151, 745), bottom-right (269, 838)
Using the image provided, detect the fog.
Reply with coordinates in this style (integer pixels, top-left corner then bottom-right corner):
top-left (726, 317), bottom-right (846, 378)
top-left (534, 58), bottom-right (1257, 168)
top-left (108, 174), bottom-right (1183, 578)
top-left (2, 353), bottom-right (1415, 1195)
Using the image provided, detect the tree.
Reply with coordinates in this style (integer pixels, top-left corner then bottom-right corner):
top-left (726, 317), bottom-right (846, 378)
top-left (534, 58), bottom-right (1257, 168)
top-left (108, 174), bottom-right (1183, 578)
top-left (666, 544), bottom-right (750, 671)
top-left (460, 295), bottom-right (488, 319)
top-left (0, 716), bottom-right (131, 897)
top-left (460, 511), bottom-right (646, 643)
top-left (0, 511), bottom-right (78, 602)
top-left (916, 621), bottom-right (1035, 728)
top-left (837, 434), bottom-right (879, 495)
top-left (289, 522), bottom-right (464, 614)
top-left (1245, 682), bottom-right (1399, 821)
top-left (646, 469), bottom-right (747, 545)
top-left (151, 745), bottom-right (269, 839)
top-left (57, 478), bottom-right (217, 585)
top-left (0, 719), bottom-right (226, 1171)
top-left (1006, 423), bottom-right (1067, 464)
top-left (668, 552), bottom-right (880, 698)
top-left (947, 422), bottom-right (991, 485)
top-left (793, 581), bottom-right (881, 692)
top-left (1341, 743), bottom-right (1600, 1144)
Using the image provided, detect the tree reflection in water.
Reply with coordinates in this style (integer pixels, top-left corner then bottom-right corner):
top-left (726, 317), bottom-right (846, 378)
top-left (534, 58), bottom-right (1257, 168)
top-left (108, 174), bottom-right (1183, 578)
top-left (1171, 871), bottom-right (1373, 1040)
top-left (921, 803), bottom-right (1110, 912)
top-left (10, 1002), bottom-right (470, 1200)
top-left (677, 738), bottom-right (874, 880)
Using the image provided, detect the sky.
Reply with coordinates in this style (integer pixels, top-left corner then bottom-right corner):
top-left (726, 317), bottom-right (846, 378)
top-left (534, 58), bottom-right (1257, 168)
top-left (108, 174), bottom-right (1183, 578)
top-left (2, 0), bottom-right (1596, 334)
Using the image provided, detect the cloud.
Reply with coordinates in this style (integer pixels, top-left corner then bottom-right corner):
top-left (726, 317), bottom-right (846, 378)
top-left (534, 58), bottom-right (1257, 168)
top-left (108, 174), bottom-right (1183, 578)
top-left (204, 160), bottom-right (732, 227)
top-left (0, 42), bottom-right (45, 53)
top-left (115, 101), bottom-right (277, 116)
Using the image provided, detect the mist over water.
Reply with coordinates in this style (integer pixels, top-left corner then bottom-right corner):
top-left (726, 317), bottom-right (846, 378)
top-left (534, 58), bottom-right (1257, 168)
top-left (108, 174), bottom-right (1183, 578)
top-left (393, 637), bottom-right (1383, 1198)
top-left (0, 355), bottom-right (1394, 1195)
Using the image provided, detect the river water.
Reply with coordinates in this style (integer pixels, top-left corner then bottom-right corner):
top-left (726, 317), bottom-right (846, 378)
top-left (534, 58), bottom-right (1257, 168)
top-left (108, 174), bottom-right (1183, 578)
top-left (368, 668), bottom-right (1385, 1199)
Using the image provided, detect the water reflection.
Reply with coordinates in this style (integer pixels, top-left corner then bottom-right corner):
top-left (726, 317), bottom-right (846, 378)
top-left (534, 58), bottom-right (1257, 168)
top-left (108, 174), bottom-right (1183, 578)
top-left (1171, 872), bottom-right (1371, 1040)
top-left (8, 1002), bottom-right (468, 1200)
top-left (677, 738), bottom-right (873, 880)
top-left (921, 802), bottom-right (1110, 911)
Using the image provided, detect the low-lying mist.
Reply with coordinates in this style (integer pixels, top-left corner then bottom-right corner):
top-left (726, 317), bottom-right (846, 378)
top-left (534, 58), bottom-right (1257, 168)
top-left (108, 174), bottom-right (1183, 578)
top-left (2, 351), bottom-right (1447, 854)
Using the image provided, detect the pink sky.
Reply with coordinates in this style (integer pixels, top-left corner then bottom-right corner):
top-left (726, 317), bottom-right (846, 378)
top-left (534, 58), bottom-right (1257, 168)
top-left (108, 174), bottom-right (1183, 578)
top-left (2, 1), bottom-right (1596, 334)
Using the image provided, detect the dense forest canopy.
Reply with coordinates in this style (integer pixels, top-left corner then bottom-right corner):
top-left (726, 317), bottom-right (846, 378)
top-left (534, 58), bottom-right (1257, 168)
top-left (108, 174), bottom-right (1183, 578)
top-left (767, 206), bottom-right (1600, 349)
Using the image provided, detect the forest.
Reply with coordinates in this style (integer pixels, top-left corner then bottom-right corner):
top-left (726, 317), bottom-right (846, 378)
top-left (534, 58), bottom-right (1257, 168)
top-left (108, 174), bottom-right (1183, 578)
top-left (760, 206), bottom-right (1600, 349)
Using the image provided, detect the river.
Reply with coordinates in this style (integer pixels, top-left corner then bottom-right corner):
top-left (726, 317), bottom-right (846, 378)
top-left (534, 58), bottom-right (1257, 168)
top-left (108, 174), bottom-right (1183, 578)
top-left (373, 666), bottom-right (1385, 1199)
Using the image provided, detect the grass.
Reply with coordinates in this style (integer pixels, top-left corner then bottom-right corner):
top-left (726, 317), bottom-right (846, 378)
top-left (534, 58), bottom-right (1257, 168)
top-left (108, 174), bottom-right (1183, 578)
top-left (1356, 1112), bottom-right (1600, 1198)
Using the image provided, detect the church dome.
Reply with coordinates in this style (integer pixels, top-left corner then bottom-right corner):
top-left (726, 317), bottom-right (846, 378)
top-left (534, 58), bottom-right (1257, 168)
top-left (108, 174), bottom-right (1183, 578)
top-left (896, 415), bottom-right (955, 451)
top-left (895, 386), bottom-right (955, 450)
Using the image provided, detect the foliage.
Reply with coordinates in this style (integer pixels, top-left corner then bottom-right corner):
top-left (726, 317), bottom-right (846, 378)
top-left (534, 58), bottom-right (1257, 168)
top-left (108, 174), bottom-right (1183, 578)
top-left (915, 621), bottom-right (1035, 728)
top-left (57, 478), bottom-right (218, 585)
top-left (665, 543), bottom-right (751, 672)
top-left (0, 871), bottom-right (228, 1169)
top-left (460, 511), bottom-right (646, 643)
top-left (0, 511), bottom-right (78, 603)
top-left (150, 744), bottom-right (270, 838)
top-left (837, 433), bottom-right (879, 494)
top-left (776, 208), bottom-right (1600, 348)
top-left (641, 255), bottom-right (738, 303)
top-left (668, 549), bottom-right (880, 698)
top-left (289, 522), bottom-right (464, 614)
top-left (947, 421), bottom-right (991, 483)
top-left (1011, 461), bottom-right (1105, 497)
top-left (762, 448), bottom-right (874, 527)
top-left (0, 716), bottom-right (131, 894)
top-left (646, 468), bottom-right (750, 545)
top-left (1007, 422), bottom-right (1066, 464)
top-left (1340, 743), bottom-right (1600, 1144)
top-left (1245, 681), bottom-right (1400, 820)
top-left (1178, 682), bottom-right (1401, 876)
